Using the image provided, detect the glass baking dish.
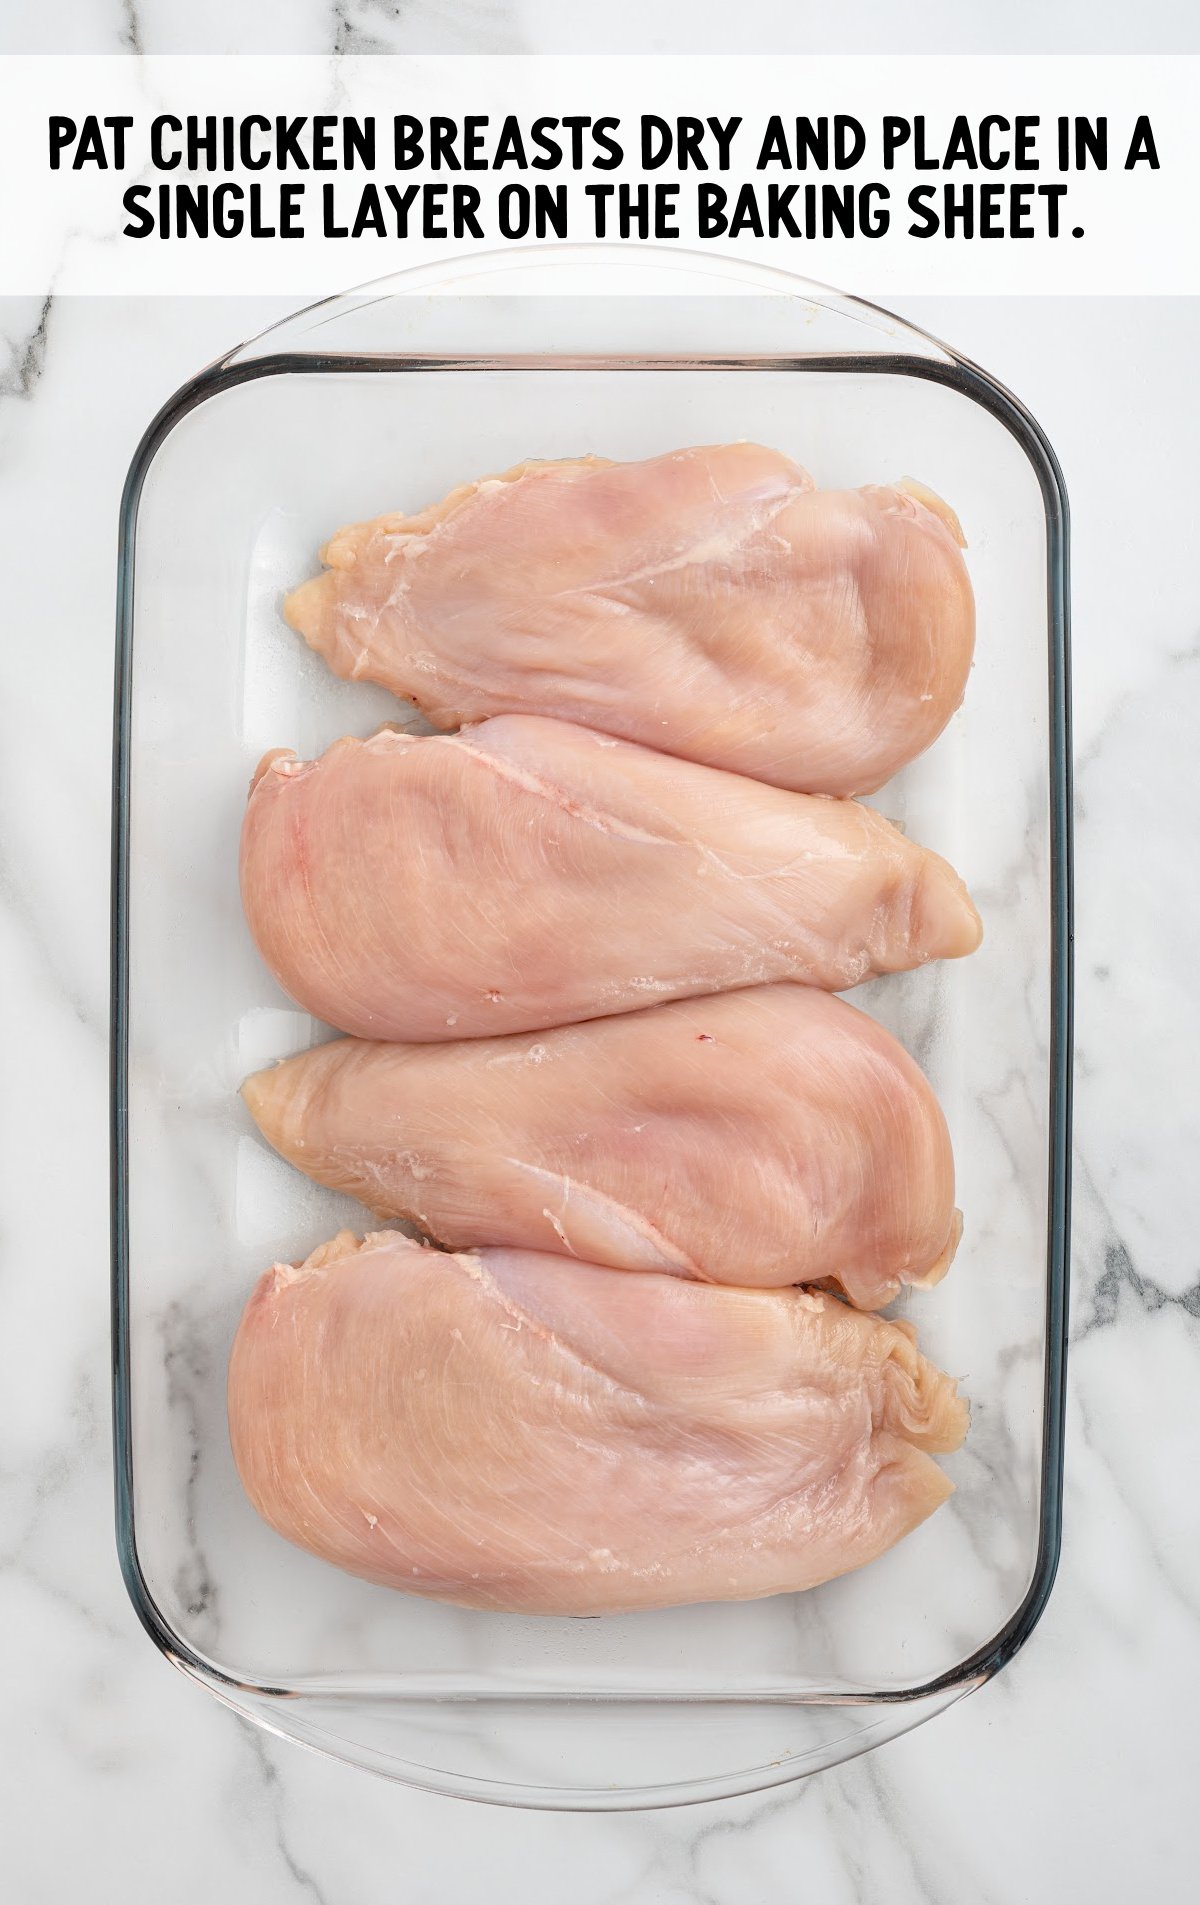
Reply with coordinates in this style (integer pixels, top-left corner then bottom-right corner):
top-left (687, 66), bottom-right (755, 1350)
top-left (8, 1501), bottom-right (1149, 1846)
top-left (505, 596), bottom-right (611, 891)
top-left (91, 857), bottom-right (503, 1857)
top-left (111, 249), bottom-right (1072, 1810)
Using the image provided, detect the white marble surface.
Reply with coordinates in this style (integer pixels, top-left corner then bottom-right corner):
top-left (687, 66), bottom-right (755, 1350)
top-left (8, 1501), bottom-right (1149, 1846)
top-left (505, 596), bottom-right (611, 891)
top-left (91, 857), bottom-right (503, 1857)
top-left (3, 0), bottom-right (1200, 56)
top-left (3, 9), bottom-right (1199, 1902)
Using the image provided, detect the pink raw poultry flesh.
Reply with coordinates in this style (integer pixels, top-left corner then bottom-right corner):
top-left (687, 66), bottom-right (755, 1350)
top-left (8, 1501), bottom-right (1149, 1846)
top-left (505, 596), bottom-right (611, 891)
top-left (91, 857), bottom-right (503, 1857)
top-left (242, 985), bottom-right (960, 1311)
top-left (282, 443), bottom-right (975, 798)
top-left (238, 715), bottom-right (981, 1042)
top-left (227, 1231), bottom-right (968, 1615)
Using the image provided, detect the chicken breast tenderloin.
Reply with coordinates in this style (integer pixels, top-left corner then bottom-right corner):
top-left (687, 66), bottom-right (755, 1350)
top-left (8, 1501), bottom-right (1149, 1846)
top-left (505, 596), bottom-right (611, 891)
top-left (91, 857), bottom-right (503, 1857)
top-left (239, 716), bottom-right (981, 1042)
top-left (283, 443), bottom-right (975, 798)
top-left (243, 986), bottom-right (960, 1310)
top-left (228, 1231), bottom-right (968, 1615)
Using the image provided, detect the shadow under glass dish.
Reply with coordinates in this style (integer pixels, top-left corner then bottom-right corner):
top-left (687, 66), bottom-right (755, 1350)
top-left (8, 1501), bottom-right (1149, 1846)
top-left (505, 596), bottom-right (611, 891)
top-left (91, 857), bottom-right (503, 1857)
top-left (112, 248), bottom-right (1071, 1810)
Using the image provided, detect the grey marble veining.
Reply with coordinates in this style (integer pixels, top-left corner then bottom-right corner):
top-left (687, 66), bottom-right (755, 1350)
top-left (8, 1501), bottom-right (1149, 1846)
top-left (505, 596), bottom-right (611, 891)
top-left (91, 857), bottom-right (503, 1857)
top-left (0, 296), bottom-right (53, 402)
top-left (1, 276), bottom-right (1196, 1898)
top-left (5, 2), bottom-right (1200, 56)
top-left (1, 7), bottom-right (1198, 1879)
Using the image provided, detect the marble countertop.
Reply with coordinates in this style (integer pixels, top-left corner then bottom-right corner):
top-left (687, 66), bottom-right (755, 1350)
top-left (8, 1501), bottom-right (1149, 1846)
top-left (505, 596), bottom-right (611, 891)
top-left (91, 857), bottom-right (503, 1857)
top-left (3, 11), bottom-right (1199, 1903)
top-left (4, 1), bottom-right (1200, 56)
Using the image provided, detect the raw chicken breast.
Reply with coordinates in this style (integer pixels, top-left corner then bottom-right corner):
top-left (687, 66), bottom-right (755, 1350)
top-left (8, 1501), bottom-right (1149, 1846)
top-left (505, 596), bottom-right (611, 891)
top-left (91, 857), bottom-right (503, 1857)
top-left (239, 715), bottom-right (981, 1041)
top-left (283, 443), bottom-right (974, 797)
top-left (228, 1230), bottom-right (968, 1614)
top-left (243, 986), bottom-right (960, 1310)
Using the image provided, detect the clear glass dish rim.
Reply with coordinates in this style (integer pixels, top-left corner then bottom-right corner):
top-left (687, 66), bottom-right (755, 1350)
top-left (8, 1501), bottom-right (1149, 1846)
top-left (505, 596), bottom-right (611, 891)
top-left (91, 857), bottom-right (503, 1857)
top-left (109, 260), bottom-right (1073, 1804)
